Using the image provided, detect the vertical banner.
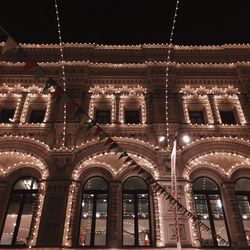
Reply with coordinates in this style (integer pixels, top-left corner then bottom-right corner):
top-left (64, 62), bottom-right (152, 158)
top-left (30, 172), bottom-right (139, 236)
top-left (171, 140), bottom-right (182, 250)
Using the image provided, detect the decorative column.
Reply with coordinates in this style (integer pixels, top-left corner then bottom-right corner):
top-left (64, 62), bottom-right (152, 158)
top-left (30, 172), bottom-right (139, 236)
top-left (221, 181), bottom-right (248, 248)
top-left (115, 94), bottom-right (121, 124)
top-left (0, 182), bottom-right (10, 228)
top-left (107, 181), bottom-right (122, 247)
top-left (36, 180), bottom-right (72, 246)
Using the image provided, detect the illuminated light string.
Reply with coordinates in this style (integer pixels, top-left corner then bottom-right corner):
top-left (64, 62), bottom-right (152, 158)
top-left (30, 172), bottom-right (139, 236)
top-left (180, 86), bottom-right (246, 126)
top-left (184, 151), bottom-right (250, 179)
top-left (28, 181), bottom-right (46, 248)
top-left (0, 150), bottom-right (48, 179)
top-left (54, 0), bottom-right (67, 147)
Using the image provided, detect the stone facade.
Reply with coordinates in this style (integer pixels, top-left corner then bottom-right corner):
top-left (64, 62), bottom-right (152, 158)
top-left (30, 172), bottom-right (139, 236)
top-left (0, 43), bottom-right (250, 249)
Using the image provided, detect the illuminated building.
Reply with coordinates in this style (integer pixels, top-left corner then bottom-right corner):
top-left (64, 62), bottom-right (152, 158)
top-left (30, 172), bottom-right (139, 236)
top-left (0, 43), bottom-right (250, 249)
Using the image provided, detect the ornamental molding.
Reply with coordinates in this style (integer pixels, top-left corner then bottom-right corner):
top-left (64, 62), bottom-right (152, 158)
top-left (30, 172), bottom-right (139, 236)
top-left (74, 138), bottom-right (158, 165)
top-left (181, 137), bottom-right (250, 163)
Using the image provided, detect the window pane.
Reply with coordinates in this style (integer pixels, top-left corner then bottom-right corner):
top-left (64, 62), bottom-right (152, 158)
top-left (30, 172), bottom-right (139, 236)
top-left (124, 177), bottom-right (147, 190)
top-left (16, 194), bottom-right (37, 246)
top-left (29, 110), bottom-right (45, 123)
top-left (95, 110), bottom-right (111, 124)
top-left (193, 177), bottom-right (218, 191)
top-left (0, 109), bottom-right (15, 123)
top-left (123, 194), bottom-right (135, 245)
top-left (236, 179), bottom-right (250, 191)
top-left (79, 194), bottom-right (93, 246)
top-left (0, 194), bottom-right (22, 245)
top-left (220, 111), bottom-right (236, 124)
top-left (138, 194), bottom-right (150, 246)
top-left (189, 111), bottom-right (205, 124)
top-left (194, 194), bottom-right (213, 246)
top-left (209, 195), bottom-right (229, 245)
top-left (237, 195), bottom-right (250, 245)
top-left (14, 178), bottom-right (38, 190)
top-left (125, 110), bottom-right (140, 124)
top-left (84, 177), bottom-right (108, 190)
top-left (94, 194), bottom-right (108, 246)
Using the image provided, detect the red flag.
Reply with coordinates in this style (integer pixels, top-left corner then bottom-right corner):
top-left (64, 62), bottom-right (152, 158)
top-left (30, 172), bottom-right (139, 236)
top-left (52, 86), bottom-right (64, 98)
top-left (94, 126), bottom-right (102, 137)
top-left (104, 137), bottom-right (113, 146)
top-left (24, 58), bottom-right (38, 70)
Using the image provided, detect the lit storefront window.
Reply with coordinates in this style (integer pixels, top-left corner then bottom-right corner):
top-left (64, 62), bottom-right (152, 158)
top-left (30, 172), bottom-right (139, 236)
top-left (123, 177), bottom-right (151, 246)
top-left (79, 177), bottom-right (108, 246)
top-left (193, 177), bottom-right (229, 246)
top-left (0, 177), bottom-right (38, 246)
top-left (236, 178), bottom-right (250, 245)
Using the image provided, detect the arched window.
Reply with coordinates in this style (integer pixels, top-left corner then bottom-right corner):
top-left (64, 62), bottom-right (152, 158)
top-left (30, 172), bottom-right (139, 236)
top-left (78, 177), bottom-right (108, 246)
top-left (0, 177), bottom-right (38, 246)
top-left (123, 177), bottom-right (151, 246)
top-left (193, 177), bottom-right (229, 246)
top-left (235, 178), bottom-right (250, 245)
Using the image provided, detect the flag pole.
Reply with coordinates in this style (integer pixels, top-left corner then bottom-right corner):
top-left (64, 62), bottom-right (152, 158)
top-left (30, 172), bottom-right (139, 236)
top-left (171, 135), bottom-right (182, 250)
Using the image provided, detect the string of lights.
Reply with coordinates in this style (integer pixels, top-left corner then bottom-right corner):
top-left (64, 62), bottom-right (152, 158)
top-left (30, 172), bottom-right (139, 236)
top-left (165, 0), bottom-right (180, 151)
top-left (54, 0), bottom-right (67, 147)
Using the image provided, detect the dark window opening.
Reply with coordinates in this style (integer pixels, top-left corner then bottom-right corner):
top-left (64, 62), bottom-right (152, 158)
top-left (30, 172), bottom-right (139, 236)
top-left (28, 110), bottom-right (46, 123)
top-left (95, 110), bottom-right (111, 124)
top-left (189, 111), bottom-right (205, 124)
top-left (125, 110), bottom-right (140, 124)
top-left (0, 109), bottom-right (15, 123)
top-left (220, 111), bottom-right (237, 125)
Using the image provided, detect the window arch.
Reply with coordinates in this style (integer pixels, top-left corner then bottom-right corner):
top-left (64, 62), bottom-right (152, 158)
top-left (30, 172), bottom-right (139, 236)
top-left (78, 177), bottom-right (108, 246)
top-left (0, 177), bottom-right (38, 246)
top-left (235, 178), bottom-right (250, 245)
top-left (193, 177), bottom-right (229, 247)
top-left (122, 177), bottom-right (151, 246)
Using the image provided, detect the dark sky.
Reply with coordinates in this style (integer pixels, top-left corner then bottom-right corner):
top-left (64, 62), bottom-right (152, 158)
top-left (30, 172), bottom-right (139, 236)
top-left (1, 0), bottom-right (250, 45)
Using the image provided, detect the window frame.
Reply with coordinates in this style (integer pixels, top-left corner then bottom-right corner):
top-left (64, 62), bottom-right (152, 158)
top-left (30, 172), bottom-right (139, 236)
top-left (122, 177), bottom-right (152, 247)
top-left (0, 177), bottom-right (38, 246)
top-left (235, 179), bottom-right (250, 246)
top-left (78, 177), bottom-right (109, 247)
top-left (193, 177), bottom-right (230, 247)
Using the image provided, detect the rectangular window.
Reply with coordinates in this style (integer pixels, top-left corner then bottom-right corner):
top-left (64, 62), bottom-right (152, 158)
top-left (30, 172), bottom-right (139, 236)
top-left (220, 111), bottom-right (237, 124)
top-left (29, 110), bottom-right (46, 123)
top-left (95, 110), bottom-right (111, 124)
top-left (125, 110), bottom-right (140, 124)
top-left (188, 111), bottom-right (205, 124)
top-left (0, 109), bottom-right (15, 123)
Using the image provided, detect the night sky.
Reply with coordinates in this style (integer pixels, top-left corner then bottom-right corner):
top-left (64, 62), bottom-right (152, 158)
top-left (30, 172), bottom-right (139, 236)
top-left (1, 0), bottom-right (250, 45)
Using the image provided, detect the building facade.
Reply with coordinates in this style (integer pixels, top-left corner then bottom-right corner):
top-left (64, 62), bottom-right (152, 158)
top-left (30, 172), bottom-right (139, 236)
top-left (0, 43), bottom-right (250, 249)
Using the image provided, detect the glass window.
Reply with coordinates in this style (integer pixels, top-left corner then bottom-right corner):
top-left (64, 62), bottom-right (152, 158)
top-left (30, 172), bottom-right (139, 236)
top-left (123, 177), bottom-right (151, 246)
top-left (193, 177), bottom-right (229, 247)
top-left (0, 109), bottom-right (15, 123)
top-left (236, 178), bottom-right (250, 245)
top-left (219, 111), bottom-right (236, 125)
top-left (0, 177), bottom-right (38, 246)
top-left (79, 177), bottom-right (108, 246)
top-left (188, 111), bottom-right (205, 124)
top-left (125, 110), bottom-right (140, 124)
top-left (28, 109), bottom-right (46, 123)
top-left (95, 110), bottom-right (111, 124)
